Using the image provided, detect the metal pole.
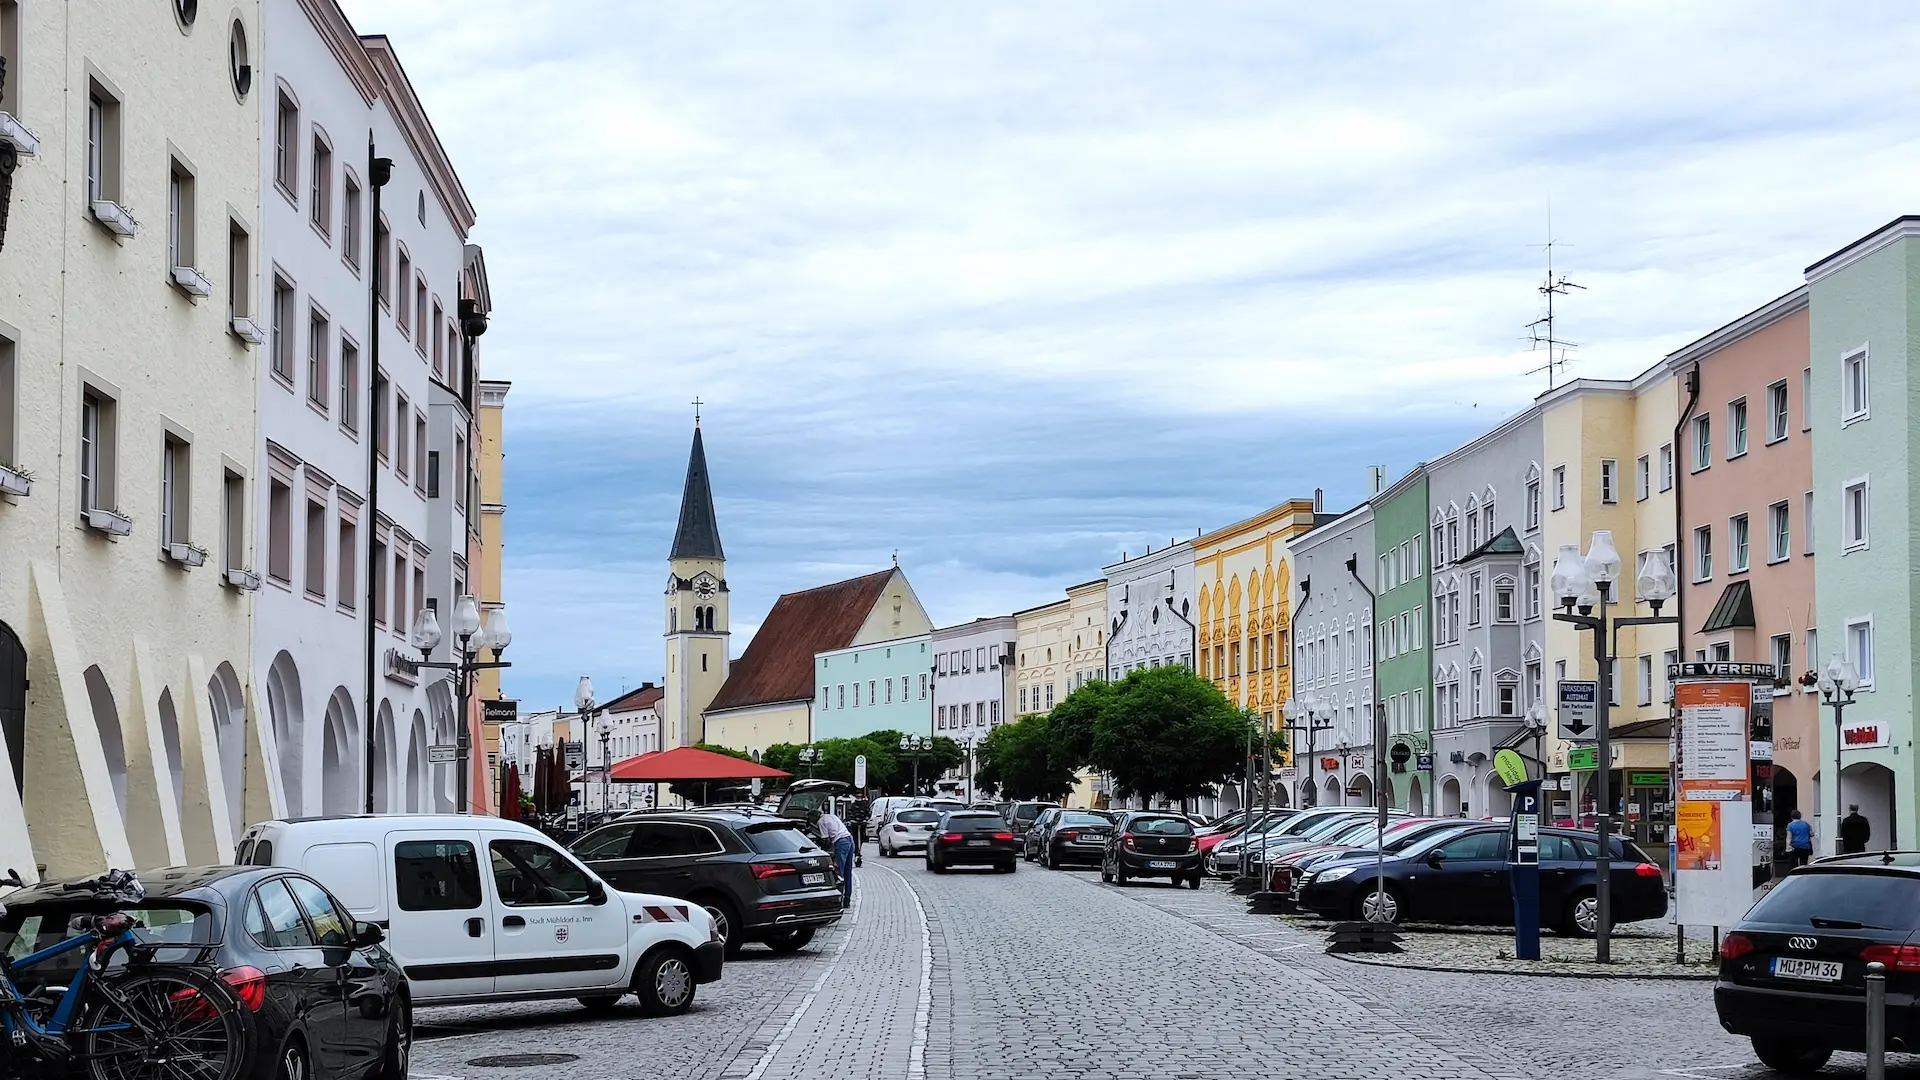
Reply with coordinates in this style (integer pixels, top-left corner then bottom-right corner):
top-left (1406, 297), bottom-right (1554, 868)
top-left (455, 647), bottom-right (471, 814)
top-left (1831, 697), bottom-right (1846, 857)
top-left (600, 719), bottom-right (609, 816)
top-left (361, 139), bottom-right (390, 815)
top-left (1594, 594), bottom-right (1613, 963)
top-left (1866, 961), bottom-right (1888, 1080)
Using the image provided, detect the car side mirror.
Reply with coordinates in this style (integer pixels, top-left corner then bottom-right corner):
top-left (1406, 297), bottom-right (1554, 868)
top-left (352, 920), bottom-right (385, 948)
top-left (588, 881), bottom-right (609, 906)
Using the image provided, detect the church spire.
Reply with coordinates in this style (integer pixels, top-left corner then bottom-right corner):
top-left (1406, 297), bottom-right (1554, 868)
top-left (669, 422), bottom-right (724, 560)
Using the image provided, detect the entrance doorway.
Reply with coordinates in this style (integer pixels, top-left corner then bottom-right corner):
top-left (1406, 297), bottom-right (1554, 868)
top-left (0, 621), bottom-right (23, 797)
top-left (1840, 761), bottom-right (1896, 850)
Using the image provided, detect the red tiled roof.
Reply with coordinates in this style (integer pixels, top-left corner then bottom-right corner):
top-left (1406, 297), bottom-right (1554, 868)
top-left (603, 684), bottom-right (664, 715)
top-left (706, 569), bottom-right (895, 713)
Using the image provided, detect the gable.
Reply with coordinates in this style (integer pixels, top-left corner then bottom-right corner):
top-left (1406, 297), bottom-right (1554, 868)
top-left (706, 569), bottom-right (897, 713)
top-left (850, 569), bottom-right (934, 645)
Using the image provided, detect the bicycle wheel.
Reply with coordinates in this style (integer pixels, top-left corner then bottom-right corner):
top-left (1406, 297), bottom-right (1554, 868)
top-left (82, 966), bottom-right (246, 1080)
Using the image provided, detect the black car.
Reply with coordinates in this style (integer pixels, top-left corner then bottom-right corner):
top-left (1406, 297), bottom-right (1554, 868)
top-left (925, 812), bottom-right (1021, 872)
top-left (1715, 852), bottom-right (1920, 1073)
top-left (1004, 801), bottom-right (1062, 840)
top-left (1029, 810), bottom-right (1115, 869)
top-left (0, 865), bottom-right (409, 1080)
top-left (1102, 812), bottom-right (1203, 888)
top-left (572, 809), bottom-right (844, 958)
top-left (1296, 824), bottom-right (1668, 934)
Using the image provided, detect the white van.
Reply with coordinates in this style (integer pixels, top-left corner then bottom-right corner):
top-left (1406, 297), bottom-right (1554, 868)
top-left (236, 815), bottom-right (722, 1014)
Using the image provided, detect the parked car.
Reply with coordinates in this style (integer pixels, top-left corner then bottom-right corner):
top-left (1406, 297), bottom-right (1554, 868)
top-left (1295, 824), bottom-right (1667, 934)
top-left (925, 812), bottom-right (1021, 873)
top-left (1244, 812), bottom-right (1411, 881)
top-left (1022, 808), bottom-right (1063, 861)
top-left (1004, 801), bottom-right (1062, 839)
top-left (879, 807), bottom-right (946, 857)
top-left (1715, 852), bottom-right (1920, 1073)
top-left (237, 814), bottom-right (723, 1014)
top-left (1102, 812), bottom-right (1203, 888)
top-left (0, 864), bottom-right (411, 1080)
top-left (869, 796), bottom-right (920, 827)
top-left (1031, 810), bottom-right (1117, 869)
top-left (570, 808), bottom-right (843, 959)
top-left (776, 779), bottom-right (852, 823)
top-left (922, 799), bottom-right (968, 814)
top-left (1268, 818), bottom-right (1475, 893)
top-left (1210, 808), bottom-right (1356, 877)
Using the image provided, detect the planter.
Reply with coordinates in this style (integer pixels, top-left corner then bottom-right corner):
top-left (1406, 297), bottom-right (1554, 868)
top-left (83, 507), bottom-right (133, 536)
top-left (89, 200), bottom-right (139, 238)
top-left (224, 568), bottom-right (261, 591)
top-left (170, 265), bottom-right (214, 298)
top-left (0, 464), bottom-right (30, 497)
top-left (166, 543), bottom-right (208, 568)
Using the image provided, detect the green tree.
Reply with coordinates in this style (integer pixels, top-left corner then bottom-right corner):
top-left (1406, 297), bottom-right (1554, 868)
top-left (1089, 665), bottom-right (1256, 806)
top-left (974, 714), bottom-right (1081, 802)
top-left (1046, 678), bottom-right (1114, 766)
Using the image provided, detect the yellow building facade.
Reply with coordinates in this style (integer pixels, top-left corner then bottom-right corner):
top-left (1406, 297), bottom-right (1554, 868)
top-left (1195, 499), bottom-right (1320, 760)
top-left (1064, 580), bottom-right (1108, 693)
top-left (1014, 599), bottom-right (1071, 717)
top-left (477, 380), bottom-right (511, 789)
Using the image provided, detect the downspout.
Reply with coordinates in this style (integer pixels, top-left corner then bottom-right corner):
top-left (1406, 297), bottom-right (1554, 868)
top-left (363, 142), bottom-right (392, 813)
top-left (1670, 361), bottom-right (1701, 963)
top-left (1291, 576), bottom-right (1313, 805)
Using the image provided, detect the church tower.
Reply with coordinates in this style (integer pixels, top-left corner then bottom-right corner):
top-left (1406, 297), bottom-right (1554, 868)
top-left (663, 418), bottom-right (730, 748)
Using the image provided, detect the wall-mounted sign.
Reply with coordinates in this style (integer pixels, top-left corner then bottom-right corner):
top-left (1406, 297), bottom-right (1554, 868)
top-left (1320, 757), bottom-right (1340, 771)
top-left (1567, 746), bottom-right (1599, 771)
top-left (428, 744), bottom-right (458, 764)
top-left (1416, 752), bottom-right (1434, 771)
top-left (1557, 680), bottom-right (1599, 741)
top-left (1841, 720), bottom-right (1889, 750)
top-left (383, 648), bottom-right (420, 684)
top-left (1668, 662), bottom-right (1777, 681)
top-left (1628, 771), bottom-right (1668, 788)
top-left (482, 699), bottom-right (518, 725)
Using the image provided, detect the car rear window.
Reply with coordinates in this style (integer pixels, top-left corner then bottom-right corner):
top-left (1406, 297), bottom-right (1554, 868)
top-left (0, 901), bottom-right (216, 979)
top-left (1013, 804), bottom-right (1054, 821)
top-left (743, 824), bottom-right (820, 855)
top-left (894, 810), bottom-right (941, 824)
top-left (1746, 872), bottom-right (1920, 930)
top-left (1129, 818), bottom-right (1194, 835)
top-left (948, 815), bottom-right (1006, 832)
top-left (1059, 813), bottom-right (1109, 827)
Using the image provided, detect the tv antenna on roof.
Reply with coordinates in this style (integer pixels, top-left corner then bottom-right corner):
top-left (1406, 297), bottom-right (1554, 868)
top-left (1524, 210), bottom-right (1584, 391)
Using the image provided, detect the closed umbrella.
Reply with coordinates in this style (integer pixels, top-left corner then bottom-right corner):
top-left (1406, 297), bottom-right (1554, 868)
top-left (530, 748), bottom-right (550, 817)
top-left (500, 764), bottom-right (522, 820)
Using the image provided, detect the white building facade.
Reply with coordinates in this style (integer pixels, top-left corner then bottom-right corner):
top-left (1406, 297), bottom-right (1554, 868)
top-left (1288, 505), bottom-right (1378, 808)
top-left (253, 1), bottom-right (480, 820)
top-left (931, 616), bottom-right (1015, 798)
top-left (1103, 542), bottom-right (1197, 678)
top-left (0, 0), bottom-right (267, 880)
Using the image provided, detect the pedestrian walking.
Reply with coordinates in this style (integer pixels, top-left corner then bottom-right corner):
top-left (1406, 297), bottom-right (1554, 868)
top-left (847, 794), bottom-right (873, 868)
top-left (1785, 809), bottom-right (1813, 868)
top-left (1841, 804), bottom-right (1872, 854)
top-left (817, 808), bottom-right (856, 905)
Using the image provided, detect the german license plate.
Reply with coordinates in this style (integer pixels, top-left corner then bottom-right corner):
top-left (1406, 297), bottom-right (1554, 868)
top-left (1772, 957), bottom-right (1842, 982)
top-left (1079, 836), bottom-right (1104, 844)
top-left (801, 873), bottom-right (826, 885)
top-left (1148, 860), bottom-right (1176, 869)
top-left (967, 839), bottom-right (989, 846)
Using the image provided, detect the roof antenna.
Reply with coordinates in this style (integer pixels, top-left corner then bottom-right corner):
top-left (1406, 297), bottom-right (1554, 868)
top-left (1524, 202), bottom-right (1584, 391)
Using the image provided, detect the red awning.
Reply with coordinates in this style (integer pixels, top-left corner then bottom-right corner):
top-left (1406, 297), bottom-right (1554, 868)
top-left (607, 746), bottom-right (791, 783)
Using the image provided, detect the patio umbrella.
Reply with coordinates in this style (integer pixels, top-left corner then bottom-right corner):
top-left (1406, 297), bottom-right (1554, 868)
top-left (529, 748), bottom-right (549, 816)
top-left (500, 764), bottom-right (521, 820)
top-left (546, 746), bottom-right (570, 814)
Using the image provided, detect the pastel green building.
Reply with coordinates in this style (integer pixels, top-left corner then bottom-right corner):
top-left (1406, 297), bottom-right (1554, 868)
top-left (814, 636), bottom-right (934, 743)
top-left (1372, 467), bottom-right (1432, 813)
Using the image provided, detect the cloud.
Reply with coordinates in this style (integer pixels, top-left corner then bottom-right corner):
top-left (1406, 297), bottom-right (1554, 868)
top-left (336, 0), bottom-right (1920, 709)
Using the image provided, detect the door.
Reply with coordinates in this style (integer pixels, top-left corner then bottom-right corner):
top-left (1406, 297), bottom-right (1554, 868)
top-left (286, 876), bottom-right (386, 1079)
top-left (385, 832), bottom-right (494, 1001)
top-left (486, 834), bottom-right (631, 994)
top-left (0, 621), bottom-right (24, 798)
top-left (1416, 829), bottom-right (1509, 924)
top-left (248, 877), bottom-right (348, 1073)
top-left (1536, 833), bottom-right (1585, 915)
top-left (589, 822), bottom-right (701, 897)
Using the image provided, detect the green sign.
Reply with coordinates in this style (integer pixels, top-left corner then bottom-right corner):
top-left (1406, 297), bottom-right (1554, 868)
top-left (1628, 771), bottom-right (1668, 788)
top-left (1492, 749), bottom-right (1528, 787)
top-left (1567, 746), bottom-right (1599, 771)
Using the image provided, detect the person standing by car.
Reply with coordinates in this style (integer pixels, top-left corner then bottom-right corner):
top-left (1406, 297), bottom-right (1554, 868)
top-left (847, 794), bottom-right (873, 867)
top-left (817, 808), bottom-right (856, 905)
top-left (1840, 804), bottom-right (1871, 854)
top-left (1784, 810), bottom-right (1813, 868)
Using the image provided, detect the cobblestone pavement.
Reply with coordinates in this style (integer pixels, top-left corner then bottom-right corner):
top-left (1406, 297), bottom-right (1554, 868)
top-left (404, 841), bottom-right (1914, 1079)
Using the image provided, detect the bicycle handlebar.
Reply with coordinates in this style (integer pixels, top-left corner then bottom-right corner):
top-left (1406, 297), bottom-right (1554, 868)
top-left (57, 868), bottom-right (146, 904)
top-left (0, 868), bottom-right (23, 889)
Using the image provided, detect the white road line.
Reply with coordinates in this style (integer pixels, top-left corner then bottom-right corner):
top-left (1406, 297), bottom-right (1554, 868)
top-left (415, 1028), bottom-right (497, 1046)
top-left (1658, 1068), bottom-right (1753, 1079)
top-left (880, 864), bottom-right (934, 1080)
top-left (739, 888), bottom-right (862, 1080)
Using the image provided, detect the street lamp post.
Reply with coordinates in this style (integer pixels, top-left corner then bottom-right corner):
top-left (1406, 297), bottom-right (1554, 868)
top-left (1816, 655), bottom-right (1860, 856)
top-left (1548, 532), bottom-right (1677, 964)
top-left (797, 745), bottom-right (820, 780)
top-left (410, 596), bottom-right (511, 815)
top-left (900, 734), bottom-right (931, 797)
top-left (1284, 694), bottom-right (1334, 808)
top-left (577, 676), bottom-right (608, 817)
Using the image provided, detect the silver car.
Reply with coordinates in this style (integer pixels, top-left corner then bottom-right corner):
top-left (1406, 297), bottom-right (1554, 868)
top-left (878, 807), bottom-right (943, 856)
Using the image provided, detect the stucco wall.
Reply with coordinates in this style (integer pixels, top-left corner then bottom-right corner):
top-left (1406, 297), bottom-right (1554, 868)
top-left (814, 635), bottom-right (931, 742)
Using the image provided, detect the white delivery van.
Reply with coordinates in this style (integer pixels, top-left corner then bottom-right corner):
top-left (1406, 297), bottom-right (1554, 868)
top-left (235, 815), bottom-right (722, 1014)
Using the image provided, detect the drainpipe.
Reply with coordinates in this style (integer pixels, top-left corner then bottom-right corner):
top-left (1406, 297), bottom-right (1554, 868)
top-left (363, 141), bottom-right (392, 813)
top-left (1671, 362), bottom-right (1701, 963)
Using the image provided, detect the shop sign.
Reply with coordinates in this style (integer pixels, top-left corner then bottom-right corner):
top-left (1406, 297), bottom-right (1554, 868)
top-left (1416, 752), bottom-right (1434, 771)
top-left (1841, 720), bottom-right (1889, 750)
top-left (1567, 746), bottom-right (1598, 771)
top-left (1628, 771), bottom-right (1668, 788)
top-left (1320, 757), bottom-right (1340, 771)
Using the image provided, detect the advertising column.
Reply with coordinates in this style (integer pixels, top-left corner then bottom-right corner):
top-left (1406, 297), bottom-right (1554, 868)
top-left (1671, 662), bottom-right (1773, 928)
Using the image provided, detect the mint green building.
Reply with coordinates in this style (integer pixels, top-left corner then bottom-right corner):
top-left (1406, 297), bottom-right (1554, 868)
top-left (814, 635), bottom-right (933, 743)
top-left (1805, 217), bottom-right (1919, 851)
top-left (1372, 467), bottom-right (1432, 812)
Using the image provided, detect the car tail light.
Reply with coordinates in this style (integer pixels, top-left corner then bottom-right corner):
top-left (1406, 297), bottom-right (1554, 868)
top-left (1632, 863), bottom-right (1663, 878)
top-left (1861, 944), bottom-right (1920, 971)
top-left (1719, 933), bottom-right (1755, 960)
top-left (751, 862), bottom-right (798, 880)
top-left (991, 832), bottom-right (1014, 842)
top-left (222, 966), bottom-right (267, 1011)
top-left (892, 824), bottom-right (909, 833)
top-left (1061, 831), bottom-right (1079, 841)
top-left (1122, 835), bottom-right (1136, 850)
top-left (940, 832), bottom-right (963, 843)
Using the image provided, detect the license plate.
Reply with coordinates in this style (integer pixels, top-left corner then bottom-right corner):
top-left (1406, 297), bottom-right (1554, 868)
top-left (1148, 860), bottom-right (1177, 869)
top-left (801, 873), bottom-right (826, 885)
top-left (1772, 958), bottom-right (1843, 982)
top-left (967, 839), bottom-right (989, 846)
top-left (1078, 836), bottom-right (1104, 844)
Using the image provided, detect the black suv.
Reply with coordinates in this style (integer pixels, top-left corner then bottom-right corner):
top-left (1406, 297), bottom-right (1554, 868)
top-left (571, 809), bottom-right (844, 958)
top-left (1716, 852), bottom-right (1920, 1073)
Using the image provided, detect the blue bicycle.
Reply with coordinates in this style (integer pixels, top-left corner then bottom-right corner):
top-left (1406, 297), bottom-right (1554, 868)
top-left (0, 869), bottom-right (245, 1080)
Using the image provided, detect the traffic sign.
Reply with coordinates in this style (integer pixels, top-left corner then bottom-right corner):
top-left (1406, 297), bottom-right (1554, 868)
top-left (853, 754), bottom-right (867, 790)
top-left (1557, 680), bottom-right (1599, 741)
top-left (428, 744), bottom-right (458, 764)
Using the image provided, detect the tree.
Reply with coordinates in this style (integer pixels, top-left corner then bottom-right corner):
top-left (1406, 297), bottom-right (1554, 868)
top-left (974, 714), bottom-right (1081, 802)
top-left (1089, 665), bottom-right (1256, 807)
top-left (1047, 678), bottom-right (1114, 766)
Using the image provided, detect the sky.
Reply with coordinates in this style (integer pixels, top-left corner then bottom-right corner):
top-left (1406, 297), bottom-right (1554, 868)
top-left (339, 1), bottom-right (1920, 713)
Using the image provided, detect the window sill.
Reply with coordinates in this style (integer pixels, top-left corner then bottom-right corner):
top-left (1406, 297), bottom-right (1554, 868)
top-left (304, 589), bottom-right (328, 606)
top-left (1844, 542), bottom-right (1869, 555)
top-left (1691, 466), bottom-right (1710, 475)
top-left (1729, 567), bottom-right (1750, 577)
top-left (336, 603), bottom-right (357, 617)
top-left (271, 369), bottom-right (295, 392)
top-left (343, 254), bottom-right (362, 278)
top-left (310, 219), bottom-right (332, 246)
top-left (275, 181), bottom-right (299, 209)
top-left (1765, 434), bottom-right (1789, 447)
top-left (339, 424), bottom-right (359, 442)
top-left (231, 316), bottom-right (268, 346)
top-left (1767, 555), bottom-right (1790, 566)
top-left (89, 200), bottom-right (140, 239)
top-left (307, 397), bottom-right (330, 421)
top-left (1842, 412), bottom-right (1870, 428)
top-left (1728, 450), bottom-right (1749, 461)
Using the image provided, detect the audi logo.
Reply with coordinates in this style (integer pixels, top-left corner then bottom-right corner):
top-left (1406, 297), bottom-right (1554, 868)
top-left (1788, 936), bottom-right (1819, 951)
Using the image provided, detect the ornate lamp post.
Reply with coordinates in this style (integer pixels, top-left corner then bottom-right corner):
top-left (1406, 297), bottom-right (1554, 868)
top-left (797, 745), bottom-right (820, 780)
top-left (899, 734), bottom-right (932, 796)
top-left (1284, 694), bottom-right (1334, 808)
top-left (1816, 654), bottom-right (1860, 856)
top-left (410, 596), bottom-right (511, 815)
top-left (577, 676), bottom-right (609, 816)
top-left (1548, 532), bottom-right (1677, 963)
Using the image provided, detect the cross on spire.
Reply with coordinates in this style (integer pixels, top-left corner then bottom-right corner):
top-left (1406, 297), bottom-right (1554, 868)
top-left (691, 396), bottom-right (703, 425)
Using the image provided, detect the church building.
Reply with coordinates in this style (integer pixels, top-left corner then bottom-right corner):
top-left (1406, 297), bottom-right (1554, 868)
top-left (659, 422), bottom-right (934, 755)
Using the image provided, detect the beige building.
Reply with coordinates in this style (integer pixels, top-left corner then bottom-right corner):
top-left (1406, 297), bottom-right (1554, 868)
top-left (1063, 579), bottom-right (1108, 693)
top-left (0, 0), bottom-right (267, 879)
top-left (1014, 599), bottom-right (1070, 717)
top-left (477, 377), bottom-right (510, 790)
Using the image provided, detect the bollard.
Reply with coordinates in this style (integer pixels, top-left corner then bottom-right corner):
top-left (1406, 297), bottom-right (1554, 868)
top-left (1865, 961), bottom-right (1887, 1080)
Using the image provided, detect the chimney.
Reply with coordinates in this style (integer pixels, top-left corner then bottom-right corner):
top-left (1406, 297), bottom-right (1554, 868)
top-left (1313, 488), bottom-right (1324, 513)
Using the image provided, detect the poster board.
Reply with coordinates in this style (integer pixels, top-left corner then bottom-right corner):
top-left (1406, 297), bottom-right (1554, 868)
top-left (1671, 670), bottom-right (1762, 927)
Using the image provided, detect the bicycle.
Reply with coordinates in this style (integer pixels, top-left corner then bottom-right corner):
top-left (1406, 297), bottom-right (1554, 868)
top-left (0, 869), bottom-right (246, 1080)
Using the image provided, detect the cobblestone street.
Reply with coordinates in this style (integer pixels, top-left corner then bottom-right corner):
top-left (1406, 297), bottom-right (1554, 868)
top-left (408, 842), bottom-right (1905, 1079)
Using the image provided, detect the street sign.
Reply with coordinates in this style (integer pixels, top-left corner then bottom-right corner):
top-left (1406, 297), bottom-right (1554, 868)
top-left (428, 744), bottom-right (458, 764)
top-left (853, 755), bottom-right (867, 790)
top-left (1557, 680), bottom-right (1599, 741)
